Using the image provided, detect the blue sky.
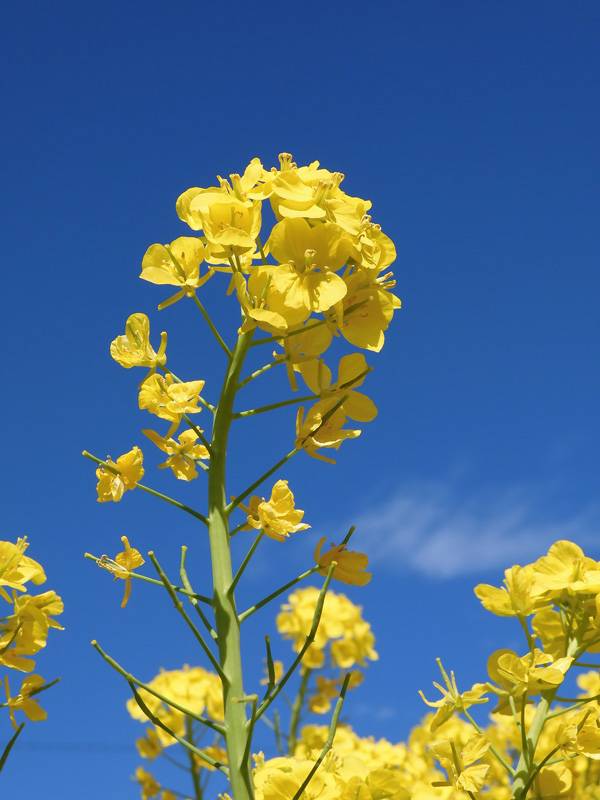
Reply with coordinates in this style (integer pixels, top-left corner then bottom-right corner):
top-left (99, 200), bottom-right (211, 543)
top-left (2, 1), bottom-right (600, 797)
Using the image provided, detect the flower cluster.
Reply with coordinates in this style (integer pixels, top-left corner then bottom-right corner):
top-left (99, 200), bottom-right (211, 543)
top-left (415, 539), bottom-right (600, 797)
top-left (0, 538), bottom-right (62, 733)
top-left (276, 586), bottom-right (378, 671)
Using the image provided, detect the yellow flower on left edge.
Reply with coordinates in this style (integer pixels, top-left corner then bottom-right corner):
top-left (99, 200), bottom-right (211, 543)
top-left (4, 674), bottom-right (47, 728)
top-left (96, 446), bottom-right (144, 503)
top-left (139, 374), bottom-right (205, 434)
top-left (110, 313), bottom-right (167, 372)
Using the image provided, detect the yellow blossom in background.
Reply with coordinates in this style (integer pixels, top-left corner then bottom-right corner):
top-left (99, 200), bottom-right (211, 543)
top-left (314, 537), bottom-right (372, 587)
top-left (126, 665), bottom-right (224, 746)
top-left (243, 480), bottom-right (310, 542)
top-left (4, 674), bottom-right (47, 728)
top-left (141, 236), bottom-right (212, 309)
top-left (260, 659), bottom-right (284, 687)
top-left (135, 766), bottom-right (161, 800)
top-left (276, 587), bottom-right (378, 670)
top-left (110, 313), bottom-right (167, 372)
top-left (432, 735), bottom-right (490, 793)
top-left (138, 373), bottom-right (205, 433)
top-left (308, 676), bottom-right (340, 714)
top-left (136, 728), bottom-right (164, 760)
top-left (297, 352), bottom-right (377, 423)
top-left (95, 446), bottom-right (144, 503)
top-left (195, 744), bottom-right (228, 772)
top-left (143, 428), bottom-right (209, 481)
top-left (0, 538), bottom-right (46, 600)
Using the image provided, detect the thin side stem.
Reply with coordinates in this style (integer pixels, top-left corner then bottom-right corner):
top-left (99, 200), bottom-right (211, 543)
top-left (288, 668), bottom-right (311, 754)
top-left (84, 552), bottom-right (213, 605)
top-left (191, 293), bottom-right (232, 359)
top-left (256, 563), bottom-right (335, 721)
top-left (238, 566), bottom-right (319, 624)
top-left (148, 551), bottom-right (224, 679)
top-left (237, 358), bottom-right (285, 390)
top-left (227, 449), bottom-right (298, 513)
top-left (234, 394), bottom-right (316, 419)
top-left (81, 451), bottom-right (208, 525)
top-left (129, 681), bottom-right (228, 775)
top-left (290, 674), bottom-right (351, 800)
top-left (229, 533), bottom-right (264, 595)
top-left (91, 640), bottom-right (224, 735)
top-left (179, 546), bottom-right (218, 640)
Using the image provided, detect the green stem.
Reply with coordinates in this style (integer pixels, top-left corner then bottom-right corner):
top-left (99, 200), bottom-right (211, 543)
top-left (191, 293), bottom-right (232, 359)
top-left (84, 552), bottom-right (213, 605)
top-left (234, 395), bottom-right (316, 419)
top-left (227, 449), bottom-right (298, 513)
top-left (91, 640), bottom-right (224, 735)
top-left (186, 717), bottom-right (204, 800)
top-left (148, 551), bottom-right (224, 679)
top-left (290, 674), bottom-right (351, 800)
top-left (238, 566), bottom-right (319, 623)
top-left (230, 533), bottom-right (264, 595)
top-left (179, 546), bottom-right (218, 639)
top-left (288, 668), bottom-right (311, 755)
top-left (237, 358), bottom-right (285, 390)
top-left (207, 330), bottom-right (255, 800)
top-left (0, 724), bottom-right (24, 773)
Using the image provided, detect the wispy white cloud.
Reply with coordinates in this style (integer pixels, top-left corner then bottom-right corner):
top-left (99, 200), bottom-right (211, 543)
top-left (353, 483), bottom-right (600, 578)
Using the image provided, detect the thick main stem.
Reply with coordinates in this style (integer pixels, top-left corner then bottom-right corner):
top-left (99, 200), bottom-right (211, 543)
top-left (207, 330), bottom-right (254, 800)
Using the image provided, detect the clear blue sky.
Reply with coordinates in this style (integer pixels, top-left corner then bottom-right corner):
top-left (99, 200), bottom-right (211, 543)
top-left (2, 2), bottom-right (599, 797)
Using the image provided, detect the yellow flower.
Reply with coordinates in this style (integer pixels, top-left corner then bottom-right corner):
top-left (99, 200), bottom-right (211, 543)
top-left (110, 313), bottom-right (167, 372)
top-left (200, 197), bottom-right (262, 255)
top-left (474, 564), bottom-right (545, 618)
top-left (419, 660), bottom-right (489, 731)
top-left (135, 766), bottom-right (161, 799)
top-left (136, 728), bottom-right (163, 760)
top-left (276, 322), bottom-right (333, 391)
top-left (234, 270), bottom-right (290, 335)
top-left (353, 219), bottom-right (397, 274)
top-left (140, 237), bottom-right (212, 309)
top-left (176, 157), bottom-right (270, 229)
top-left (488, 648), bottom-right (572, 699)
top-left (0, 591), bottom-right (64, 672)
top-left (138, 374), bottom-right (205, 433)
top-left (531, 540), bottom-right (597, 597)
top-left (298, 353), bottom-right (377, 423)
top-left (432, 735), bottom-right (490, 793)
top-left (95, 446), bottom-right (144, 503)
top-left (98, 535), bottom-right (145, 608)
top-left (265, 218), bottom-right (351, 321)
top-left (253, 754), bottom-right (340, 800)
top-left (243, 480), bottom-right (310, 542)
top-left (335, 271), bottom-right (401, 353)
top-left (143, 429), bottom-right (209, 481)
top-left (314, 537), bottom-right (372, 587)
top-left (194, 744), bottom-right (228, 772)
top-left (4, 674), bottom-right (47, 728)
top-left (0, 538), bottom-right (46, 602)
top-left (295, 403), bottom-right (361, 464)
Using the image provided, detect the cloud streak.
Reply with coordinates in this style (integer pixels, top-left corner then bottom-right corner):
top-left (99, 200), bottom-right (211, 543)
top-left (353, 483), bottom-right (600, 579)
